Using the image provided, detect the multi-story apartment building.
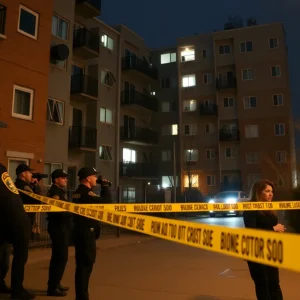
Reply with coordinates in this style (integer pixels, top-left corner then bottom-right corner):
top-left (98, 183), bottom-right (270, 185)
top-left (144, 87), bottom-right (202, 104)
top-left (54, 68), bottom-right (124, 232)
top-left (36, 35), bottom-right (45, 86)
top-left (115, 25), bottom-right (160, 202)
top-left (155, 21), bottom-right (296, 199)
top-left (0, 0), bottom-right (52, 181)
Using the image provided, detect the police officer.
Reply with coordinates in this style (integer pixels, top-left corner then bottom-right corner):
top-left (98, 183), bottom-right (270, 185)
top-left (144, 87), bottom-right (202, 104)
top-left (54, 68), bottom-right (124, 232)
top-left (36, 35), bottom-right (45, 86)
top-left (14, 164), bottom-right (40, 230)
top-left (0, 242), bottom-right (10, 293)
top-left (72, 167), bottom-right (111, 300)
top-left (0, 163), bottom-right (35, 300)
top-left (46, 169), bottom-right (72, 297)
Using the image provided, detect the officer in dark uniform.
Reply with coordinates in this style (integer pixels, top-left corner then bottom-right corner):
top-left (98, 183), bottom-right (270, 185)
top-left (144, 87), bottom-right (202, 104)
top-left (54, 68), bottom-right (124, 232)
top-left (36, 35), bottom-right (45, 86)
top-left (0, 163), bottom-right (35, 300)
top-left (46, 169), bottom-right (72, 297)
top-left (14, 164), bottom-right (40, 230)
top-left (0, 242), bottom-right (10, 293)
top-left (72, 167), bottom-right (111, 300)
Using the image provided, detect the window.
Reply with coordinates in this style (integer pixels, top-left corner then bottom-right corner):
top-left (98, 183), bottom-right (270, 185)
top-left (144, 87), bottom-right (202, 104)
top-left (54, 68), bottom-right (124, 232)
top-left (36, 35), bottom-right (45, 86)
top-left (219, 45), bottom-right (231, 54)
top-left (242, 69), bottom-right (255, 80)
top-left (244, 96), bottom-right (257, 109)
top-left (101, 34), bottom-right (114, 50)
top-left (247, 174), bottom-right (260, 188)
top-left (8, 158), bottom-right (29, 183)
top-left (184, 174), bottom-right (199, 188)
top-left (185, 149), bottom-right (198, 162)
top-left (275, 123), bottom-right (285, 136)
top-left (100, 70), bottom-right (116, 87)
top-left (161, 176), bottom-right (178, 188)
top-left (181, 48), bottom-right (195, 62)
top-left (240, 41), bottom-right (253, 52)
top-left (202, 50), bottom-right (207, 58)
top-left (18, 5), bottom-right (39, 39)
top-left (203, 74), bottom-right (212, 84)
top-left (99, 145), bottom-right (113, 160)
top-left (273, 94), bottom-right (283, 106)
top-left (205, 123), bottom-right (214, 134)
top-left (47, 99), bottom-right (64, 124)
top-left (206, 149), bottom-right (217, 160)
top-left (123, 148), bottom-right (136, 163)
top-left (183, 100), bottom-right (197, 112)
top-left (162, 124), bottom-right (178, 136)
top-left (12, 85), bottom-right (34, 120)
top-left (123, 187), bottom-right (136, 203)
top-left (245, 125), bottom-right (259, 138)
top-left (207, 175), bottom-right (216, 186)
top-left (246, 152), bottom-right (259, 164)
top-left (224, 97), bottom-right (234, 108)
top-left (100, 108), bottom-right (112, 124)
top-left (271, 65), bottom-right (281, 77)
top-left (182, 74), bottom-right (196, 87)
top-left (160, 52), bottom-right (177, 64)
top-left (184, 124), bottom-right (197, 135)
top-left (44, 162), bottom-right (63, 185)
top-left (161, 102), bottom-right (170, 112)
top-left (162, 150), bottom-right (172, 162)
top-left (52, 15), bottom-right (68, 40)
top-left (53, 59), bottom-right (67, 70)
top-left (276, 151), bottom-right (287, 163)
top-left (225, 147), bottom-right (236, 158)
top-left (161, 78), bottom-right (170, 88)
top-left (269, 38), bottom-right (279, 49)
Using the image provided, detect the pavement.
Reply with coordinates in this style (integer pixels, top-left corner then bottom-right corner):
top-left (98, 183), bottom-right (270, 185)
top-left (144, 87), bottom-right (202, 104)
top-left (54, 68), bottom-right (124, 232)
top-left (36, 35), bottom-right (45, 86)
top-left (1, 217), bottom-right (299, 300)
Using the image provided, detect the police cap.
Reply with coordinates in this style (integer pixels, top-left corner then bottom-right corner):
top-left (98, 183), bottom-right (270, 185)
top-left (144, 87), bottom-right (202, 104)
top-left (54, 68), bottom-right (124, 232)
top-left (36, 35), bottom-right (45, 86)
top-left (16, 164), bottom-right (34, 175)
top-left (78, 167), bottom-right (98, 179)
top-left (52, 169), bottom-right (68, 181)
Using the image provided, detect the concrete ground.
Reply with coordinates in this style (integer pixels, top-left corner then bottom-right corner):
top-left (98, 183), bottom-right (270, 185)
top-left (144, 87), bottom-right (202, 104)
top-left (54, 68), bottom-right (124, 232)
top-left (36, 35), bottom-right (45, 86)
top-left (1, 232), bottom-right (299, 300)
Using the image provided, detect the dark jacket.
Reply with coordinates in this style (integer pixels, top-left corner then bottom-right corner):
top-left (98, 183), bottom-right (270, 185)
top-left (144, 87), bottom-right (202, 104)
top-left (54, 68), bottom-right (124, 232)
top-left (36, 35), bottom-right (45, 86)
top-left (15, 178), bottom-right (40, 205)
top-left (46, 184), bottom-right (72, 227)
top-left (243, 209), bottom-right (278, 231)
top-left (72, 184), bottom-right (111, 236)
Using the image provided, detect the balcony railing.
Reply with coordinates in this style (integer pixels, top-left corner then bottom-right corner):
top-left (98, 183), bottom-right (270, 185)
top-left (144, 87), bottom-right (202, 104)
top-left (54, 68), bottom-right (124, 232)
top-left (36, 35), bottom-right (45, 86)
top-left (120, 127), bottom-right (158, 145)
top-left (199, 104), bottom-right (218, 116)
top-left (220, 182), bottom-right (242, 191)
top-left (121, 91), bottom-right (158, 111)
top-left (0, 4), bottom-right (6, 35)
top-left (219, 128), bottom-right (240, 141)
top-left (71, 74), bottom-right (98, 98)
top-left (122, 56), bottom-right (158, 80)
top-left (73, 28), bottom-right (99, 53)
top-left (76, 0), bottom-right (101, 11)
top-left (75, 0), bottom-right (101, 18)
top-left (120, 162), bottom-right (158, 178)
top-left (216, 77), bottom-right (237, 89)
top-left (69, 126), bottom-right (97, 149)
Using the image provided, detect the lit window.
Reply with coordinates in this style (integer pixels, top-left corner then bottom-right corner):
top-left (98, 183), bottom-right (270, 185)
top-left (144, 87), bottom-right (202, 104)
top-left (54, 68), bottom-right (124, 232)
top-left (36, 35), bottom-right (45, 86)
top-left (123, 187), bottom-right (136, 203)
top-left (99, 145), bottom-right (113, 160)
top-left (122, 148), bottom-right (136, 163)
top-left (100, 107), bottom-right (112, 124)
top-left (160, 53), bottom-right (176, 64)
top-left (161, 176), bottom-right (178, 188)
top-left (183, 100), bottom-right (197, 112)
top-left (181, 48), bottom-right (195, 62)
top-left (172, 124), bottom-right (178, 135)
top-left (184, 174), bottom-right (199, 188)
top-left (182, 74), bottom-right (196, 87)
top-left (52, 15), bottom-right (68, 40)
top-left (101, 70), bottom-right (116, 87)
top-left (185, 149), bottom-right (198, 161)
top-left (101, 34), bottom-right (114, 50)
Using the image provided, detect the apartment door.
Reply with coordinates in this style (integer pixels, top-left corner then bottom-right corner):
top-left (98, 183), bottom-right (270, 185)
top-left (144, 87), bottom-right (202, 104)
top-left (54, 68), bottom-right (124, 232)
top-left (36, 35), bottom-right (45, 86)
top-left (124, 115), bottom-right (135, 138)
top-left (71, 108), bottom-right (83, 146)
top-left (124, 81), bottom-right (135, 102)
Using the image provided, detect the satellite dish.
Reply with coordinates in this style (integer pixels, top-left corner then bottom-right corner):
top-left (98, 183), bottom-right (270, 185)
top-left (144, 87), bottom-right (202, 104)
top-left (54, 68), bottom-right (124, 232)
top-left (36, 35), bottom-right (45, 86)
top-left (50, 44), bottom-right (69, 62)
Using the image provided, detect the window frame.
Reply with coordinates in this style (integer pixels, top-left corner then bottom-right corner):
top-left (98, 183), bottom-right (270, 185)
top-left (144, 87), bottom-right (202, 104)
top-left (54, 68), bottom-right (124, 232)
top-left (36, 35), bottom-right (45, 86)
top-left (245, 125), bottom-right (259, 138)
top-left (223, 97), bottom-right (235, 108)
top-left (182, 74), bottom-right (196, 88)
top-left (161, 150), bottom-right (172, 162)
top-left (100, 69), bottom-right (116, 87)
top-left (12, 85), bottom-right (34, 120)
top-left (183, 123), bottom-right (197, 136)
top-left (218, 45), bottom-right (231, 55)
top-left (18, 5), bottom-right (39, 40)
top-left (240, 41), bottom-right (253, 53)
top-left (225, 147), bottom-right (236, 159)
top-left (271, 65), bottom-right (281, 77)
top-left (207, 175), bottom-right (216, 186)
top-left (242, 68), bottom-right (255, 80)
top-left (52, 14), bottom-right (69, 41)
top-left (160, 52), bottom-right (177, 64)
top-left (246, 152), bottom-right (259, 164)
top-left (206, 149), bottom-right (217, 160)
top-left (273, 94), bottom-right (283, 106)
top-left (276, 151), bottom-right (287, 163)
top-left (47, 98), bottom-right (64, 125)
top-left (269, 37), bottom-right (279, 49)
top-left (184, 149), bottom-right (198, 162)
top-left (203, 73), bottom-right (212, 84)
top-left (99, 145), bottom-right (113, 161)
top-left (274, 123), bottom-right (285, 136)
top-left (8, 158), bottom-right (29, 183)
top-left (204, 123), bottom-right (214, 134)
top-left (243, 96), bottom-right (257, 109)
top-left (101, 33), bottom-right (114, 50)
top-left (100, 107), bottom-right (113, 124)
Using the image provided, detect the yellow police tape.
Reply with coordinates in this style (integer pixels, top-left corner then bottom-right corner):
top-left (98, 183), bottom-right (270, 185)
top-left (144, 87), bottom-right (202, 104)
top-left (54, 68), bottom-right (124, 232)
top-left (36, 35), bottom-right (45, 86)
top-left (19, 189), bottom-right (300, 273)
top-left (23, 200), bottom-right (300, 213)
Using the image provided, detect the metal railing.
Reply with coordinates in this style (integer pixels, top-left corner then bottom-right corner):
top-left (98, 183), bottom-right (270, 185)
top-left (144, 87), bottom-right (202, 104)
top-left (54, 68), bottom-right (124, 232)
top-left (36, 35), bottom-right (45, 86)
top-left (120, 162), bottom-right (158, 178)
top-left (216, 76), bottom-right (237, 89)
top-left (68, 126), bottom-right (97, 149)
top-left (199, 104), bottom-right (218, 116)
top-left (73, 28), bottom-right (100, 53)
top-left (71, 74), bottom-right (98, 98)
top-left (120, 126), bottom-right (158, 144)
top-left (121, 90), bottom-right (158, 111)
top-left (219, 128), bottom-right (240, 141)
top-left (76, 0), bottom-right (101, 11)
top-left (0, 4), bottom-right (6, 35)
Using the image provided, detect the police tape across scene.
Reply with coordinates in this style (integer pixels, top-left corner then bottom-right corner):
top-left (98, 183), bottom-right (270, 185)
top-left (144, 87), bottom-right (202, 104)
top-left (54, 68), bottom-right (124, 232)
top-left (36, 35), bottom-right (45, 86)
top-left (23, 200), bottom-right (300, 213)
top-left (19, 189), bottom-right (300, 273)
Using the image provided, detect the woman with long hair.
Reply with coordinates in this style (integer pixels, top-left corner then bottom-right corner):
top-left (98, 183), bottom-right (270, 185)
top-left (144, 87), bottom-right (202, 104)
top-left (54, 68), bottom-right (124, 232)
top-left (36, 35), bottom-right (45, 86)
top-left (243, 179), bottom-right (285, 300)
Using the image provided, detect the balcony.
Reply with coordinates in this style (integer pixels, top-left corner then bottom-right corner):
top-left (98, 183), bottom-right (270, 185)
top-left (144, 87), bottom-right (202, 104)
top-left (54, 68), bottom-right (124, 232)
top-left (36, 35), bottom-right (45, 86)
top-left (216, 77), bottom-right (237, 90)
top-left (120, 162), bottom-right (158, 178)
top-left (199, 104), bottom-right (218, 116)
top-left (219, 128), bottom-right (240, 141)
top-left (70, 74), bottom-right (98, 102)
top-left (69, 126), bottom-right (97, 150)
top-left (220, 182), bottom-right (242, 191)
top-left (75, 0), bottom-right (101, 18)
top-left (121, 91), bottom-right (158, 112)
top-left (0, 4), bottom-right (6, 39)
top-left (73, 28), bottom-right (99, 59)
top-left (122, 56), bottom-right (158, 82)
top-left (120, 127), bottom-right (158, 146)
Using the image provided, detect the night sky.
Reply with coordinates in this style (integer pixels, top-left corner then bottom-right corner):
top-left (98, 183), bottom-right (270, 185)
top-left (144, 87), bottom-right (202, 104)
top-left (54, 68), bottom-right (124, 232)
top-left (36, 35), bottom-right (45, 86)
top-left (101, 0), bottom-right (300, 143)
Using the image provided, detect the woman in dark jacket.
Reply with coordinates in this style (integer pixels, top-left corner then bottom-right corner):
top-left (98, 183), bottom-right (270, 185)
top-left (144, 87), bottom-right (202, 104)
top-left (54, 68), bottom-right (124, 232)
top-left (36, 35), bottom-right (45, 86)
top-left (243, 179), bottom-right (285, 300)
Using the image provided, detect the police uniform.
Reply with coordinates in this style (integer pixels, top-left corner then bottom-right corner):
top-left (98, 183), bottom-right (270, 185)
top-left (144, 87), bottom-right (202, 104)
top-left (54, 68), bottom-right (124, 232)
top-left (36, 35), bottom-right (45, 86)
top-left (0, 242), bottom-right (10, 293)
top-left (72, 168), bottom-right (111, 300)
top-left (14, 164), bottom-right (40, 229)
top-left (46, 169), bottom-right (72, 297)
top-left (0, 164), bottom-right (35, 300)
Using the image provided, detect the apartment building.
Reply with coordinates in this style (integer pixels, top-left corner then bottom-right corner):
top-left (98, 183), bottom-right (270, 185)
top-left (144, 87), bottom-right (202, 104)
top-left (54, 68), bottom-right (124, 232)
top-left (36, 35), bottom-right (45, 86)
top-left (115, 25), bottom-right (160, 202)
top-left (157, 21), bottom-right (295, 198)
top-left (0, 0), bottom-right (52, 181)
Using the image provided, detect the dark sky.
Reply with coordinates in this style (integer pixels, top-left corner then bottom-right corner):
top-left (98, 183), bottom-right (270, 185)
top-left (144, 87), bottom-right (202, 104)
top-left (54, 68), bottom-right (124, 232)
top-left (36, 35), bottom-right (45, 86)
top-left (101, 0), bottom-right (300, 127)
